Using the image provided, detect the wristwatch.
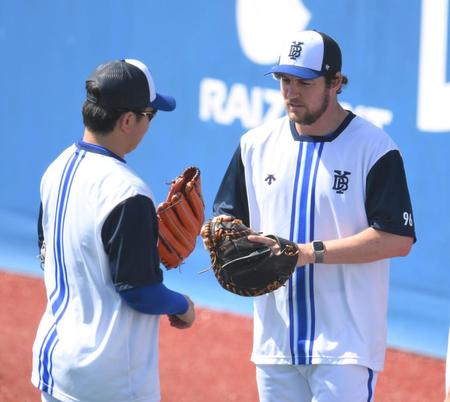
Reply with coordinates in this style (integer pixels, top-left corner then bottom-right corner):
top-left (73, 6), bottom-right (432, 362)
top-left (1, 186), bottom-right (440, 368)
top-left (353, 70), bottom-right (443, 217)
top-left (312, 241), bottom-right (325, 263)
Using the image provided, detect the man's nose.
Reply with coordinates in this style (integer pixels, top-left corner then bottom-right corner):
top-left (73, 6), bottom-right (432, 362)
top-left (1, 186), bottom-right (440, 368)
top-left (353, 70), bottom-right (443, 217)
top-left (285, 83), bottom-right (301, 98)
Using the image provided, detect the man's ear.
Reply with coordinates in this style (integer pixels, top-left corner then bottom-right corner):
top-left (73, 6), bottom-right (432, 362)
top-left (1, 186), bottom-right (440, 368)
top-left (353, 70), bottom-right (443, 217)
top-left (117, 111), bottom-right (135, 134)
top-left (332, 73), bottom-right (345, 93)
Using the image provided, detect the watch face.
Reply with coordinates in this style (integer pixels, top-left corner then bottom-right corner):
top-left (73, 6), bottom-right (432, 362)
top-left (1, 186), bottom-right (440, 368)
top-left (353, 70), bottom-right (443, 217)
top-left (313, 241), bottom-right (324, 252)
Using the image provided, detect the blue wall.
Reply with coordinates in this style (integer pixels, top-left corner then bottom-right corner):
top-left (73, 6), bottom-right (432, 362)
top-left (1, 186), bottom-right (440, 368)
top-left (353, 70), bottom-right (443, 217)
top-left (0, 0), bottom-right (448, 357)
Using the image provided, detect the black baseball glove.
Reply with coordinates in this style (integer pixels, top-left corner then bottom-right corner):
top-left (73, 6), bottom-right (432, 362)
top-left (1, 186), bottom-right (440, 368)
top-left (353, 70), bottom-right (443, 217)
top-left (200, 216), bottom-right (299, 296)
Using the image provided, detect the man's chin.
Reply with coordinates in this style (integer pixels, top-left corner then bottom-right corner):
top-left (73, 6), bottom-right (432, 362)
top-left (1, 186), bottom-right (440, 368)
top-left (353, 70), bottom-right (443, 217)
top-left (289, 113), bottom-right (313, 127)
top-left (288, 111), bottom-right (304, 122)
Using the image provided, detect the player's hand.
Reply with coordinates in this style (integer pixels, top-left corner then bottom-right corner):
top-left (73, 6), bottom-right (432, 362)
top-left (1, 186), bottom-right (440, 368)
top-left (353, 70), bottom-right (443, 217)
top-left (247, 234), bottom-right (281, 254)
top-left (168, 296), bottom-right (195, 329)
top-left (247, 235), bottom-right (314, 267)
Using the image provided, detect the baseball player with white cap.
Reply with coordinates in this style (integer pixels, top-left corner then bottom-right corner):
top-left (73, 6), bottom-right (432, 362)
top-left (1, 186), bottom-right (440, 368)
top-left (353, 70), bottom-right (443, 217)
top-left (213, 30), bottom-right (416, 401)
top-left (32, 59), bottom-right (195, 402)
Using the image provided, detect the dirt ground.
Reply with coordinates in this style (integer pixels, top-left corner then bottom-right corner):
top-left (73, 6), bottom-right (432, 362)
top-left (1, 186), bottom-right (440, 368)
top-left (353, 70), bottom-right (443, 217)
top-left (0, 271), bottom-right (445, 402)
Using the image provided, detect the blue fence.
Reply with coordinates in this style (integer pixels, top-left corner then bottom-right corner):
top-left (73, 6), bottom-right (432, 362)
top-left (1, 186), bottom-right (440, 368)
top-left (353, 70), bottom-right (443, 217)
top-left (0, 0), bottom-right (448, 357)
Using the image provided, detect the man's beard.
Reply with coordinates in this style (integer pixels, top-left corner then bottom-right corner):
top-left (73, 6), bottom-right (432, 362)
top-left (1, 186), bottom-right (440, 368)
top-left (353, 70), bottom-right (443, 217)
top-left (293, 90), bottom-right (330, 126)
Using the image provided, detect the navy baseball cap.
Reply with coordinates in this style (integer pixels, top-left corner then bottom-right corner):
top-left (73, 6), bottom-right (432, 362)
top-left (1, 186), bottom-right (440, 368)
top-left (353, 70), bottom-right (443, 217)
top-left (268, 30), bottom-right (342, 79)
top-left (86, 59), bottom-right (176, 111)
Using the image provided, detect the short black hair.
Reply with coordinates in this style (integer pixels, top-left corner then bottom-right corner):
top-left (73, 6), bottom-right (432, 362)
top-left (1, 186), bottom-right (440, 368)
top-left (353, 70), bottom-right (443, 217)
top-left (82, 81), bottom-right (144, 135)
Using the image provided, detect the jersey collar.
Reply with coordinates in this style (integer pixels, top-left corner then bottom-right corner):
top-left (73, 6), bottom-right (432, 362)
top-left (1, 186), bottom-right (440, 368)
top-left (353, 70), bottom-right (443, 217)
top-left (290, 111), bottom-right (355, 142)
top-left (76, 140), bottom-right (126, 163)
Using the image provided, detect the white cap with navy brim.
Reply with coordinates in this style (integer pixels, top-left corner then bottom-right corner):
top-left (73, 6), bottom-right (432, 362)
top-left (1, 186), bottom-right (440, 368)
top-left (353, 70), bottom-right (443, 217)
top-left (268, 30), bottom-right (342, 80)
top-left (125, 59), bottom-right (176, 112)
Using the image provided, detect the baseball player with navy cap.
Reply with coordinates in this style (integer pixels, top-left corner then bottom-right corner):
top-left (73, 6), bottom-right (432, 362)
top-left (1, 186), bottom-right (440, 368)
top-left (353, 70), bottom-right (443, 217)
top-left (214, 30), bottom-right (416, 401)
top-left (85, 59), bottom-right (176, 111)
top-left (32, 59), bottom-right (195, 402)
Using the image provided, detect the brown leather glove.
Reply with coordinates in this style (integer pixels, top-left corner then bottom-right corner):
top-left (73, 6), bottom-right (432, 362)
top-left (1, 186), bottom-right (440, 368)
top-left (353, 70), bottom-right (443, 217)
top-left (157, 167), bottom-right (204, 269)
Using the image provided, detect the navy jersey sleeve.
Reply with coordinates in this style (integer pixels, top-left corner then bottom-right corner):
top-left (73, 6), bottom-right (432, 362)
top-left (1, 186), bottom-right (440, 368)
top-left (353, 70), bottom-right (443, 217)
top-left (101, 194), bottom-right (163, 291)
top-left (213, 144), bottom-right (250, 226)
top-left (365, 150), bottom-right (416, 240)
top-left (37, 202), bottom-right (44, 251)
top-left (37, 203), bottom-right (45, 271)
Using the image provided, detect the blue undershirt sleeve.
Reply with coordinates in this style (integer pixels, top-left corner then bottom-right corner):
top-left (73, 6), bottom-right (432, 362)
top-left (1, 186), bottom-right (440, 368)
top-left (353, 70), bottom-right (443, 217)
top-left (120, 283), bottom-right (189, 315)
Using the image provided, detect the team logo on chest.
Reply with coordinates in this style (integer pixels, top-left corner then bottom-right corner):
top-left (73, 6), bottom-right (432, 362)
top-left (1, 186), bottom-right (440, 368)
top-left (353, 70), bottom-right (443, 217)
top-left (332, 170), bottom-right (351, 194)
top-left (288, 41), bottom-right (304, 60)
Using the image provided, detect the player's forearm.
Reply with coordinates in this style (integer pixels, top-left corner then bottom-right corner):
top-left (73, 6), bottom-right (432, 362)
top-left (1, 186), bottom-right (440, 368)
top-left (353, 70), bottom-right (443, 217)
top-left (120, 283), bottom-right (189, 315)
top-left (298, 227), bottom-right (414, 265)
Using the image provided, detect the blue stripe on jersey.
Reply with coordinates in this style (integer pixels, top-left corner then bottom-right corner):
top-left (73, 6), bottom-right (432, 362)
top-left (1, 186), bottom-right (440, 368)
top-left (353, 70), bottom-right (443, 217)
top-left (288, 274), bottom-right (295, 363)
top-left (40, 328), bottom-right (59, 392)
top-left (38, 150), bottom-right (77, 390)
top-left (38, 148), bottom-right (85, 393)
top-left (367, 369), bottom-right (374, 401)
top-left (52, 151), bottom-right (83, 314)
top-left (38, 151), bottom-right (79, 390)
top-left (288, 141), bottom-right (324, 365)
top-left (296, 142), bottom-right (314, 365)
top-left (288, 141), bottom-right (304, 364)
top-left (307, 142), bottom-right (324, 363)
top-left (48, 152), bottom-right (75, 304)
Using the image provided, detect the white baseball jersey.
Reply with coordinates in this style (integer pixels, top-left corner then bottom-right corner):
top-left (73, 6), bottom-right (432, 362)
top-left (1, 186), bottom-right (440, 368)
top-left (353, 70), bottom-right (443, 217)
top-left (32, 143), bottom-right (161, 402)
top-left (214, 112), bottom-right (415, 371)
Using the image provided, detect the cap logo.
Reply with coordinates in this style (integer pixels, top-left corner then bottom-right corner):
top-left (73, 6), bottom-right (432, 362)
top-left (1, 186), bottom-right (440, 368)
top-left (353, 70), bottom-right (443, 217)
top-left (288, 41), bottom-right (304, 60)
